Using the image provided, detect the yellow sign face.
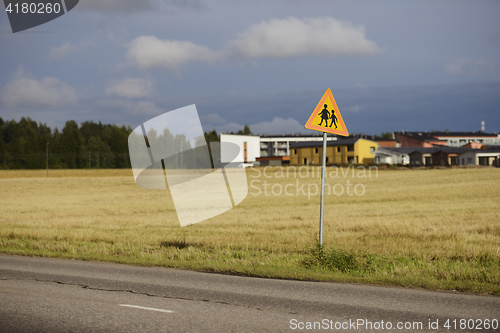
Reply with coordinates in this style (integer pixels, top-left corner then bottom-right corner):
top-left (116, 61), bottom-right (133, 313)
top-left (304, 89), bottom-right (349, 136)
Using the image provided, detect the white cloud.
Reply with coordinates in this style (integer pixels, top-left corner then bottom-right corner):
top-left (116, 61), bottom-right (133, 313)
top-left (49, 41), bottom-right (94, 60)
top-left (126, 36), bottom-right (217, 71)
top-left (1, 71), bottom-right (77, 108)
top-left (227, 16), bottom-right (382, 59)
top-left (106, 78), bottom-right (154, 98)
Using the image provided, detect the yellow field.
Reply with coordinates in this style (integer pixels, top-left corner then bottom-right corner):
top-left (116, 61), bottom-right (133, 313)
top-left (1, 167), bottom-right (499, 294)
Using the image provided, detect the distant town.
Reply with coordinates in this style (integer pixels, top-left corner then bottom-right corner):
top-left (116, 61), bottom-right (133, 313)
top-left (1, 117), bottom-right (499, 169)
top-left (222, 127), bottom-right (500, 168)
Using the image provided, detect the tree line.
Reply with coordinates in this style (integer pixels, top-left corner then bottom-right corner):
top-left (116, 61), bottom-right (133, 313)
top-left (0, 117), bottom-right (132, 169)
top-left (0, 117), bottom-right (233, 170)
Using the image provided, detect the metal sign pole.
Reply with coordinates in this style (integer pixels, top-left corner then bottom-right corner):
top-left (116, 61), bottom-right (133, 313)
top-left (319, 132), bottom-right (327, 245)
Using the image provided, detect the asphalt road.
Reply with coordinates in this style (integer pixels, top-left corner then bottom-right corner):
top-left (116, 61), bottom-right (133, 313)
top-left (0, 255), bottom-right (498, 332)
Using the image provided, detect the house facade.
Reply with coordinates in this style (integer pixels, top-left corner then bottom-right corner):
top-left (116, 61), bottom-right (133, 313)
top-left (220, 134), bottom-right (260, 165)
top-left (374, 148), bottom-right (413, 165)
top-left (459, 149), bottom-right (500, 166)
top-left (290, 138), bottom-right (378, 165)
top-left (431, 148), bottom-right (465, 166)
top-left (408, 148), bottom-right (439, 167)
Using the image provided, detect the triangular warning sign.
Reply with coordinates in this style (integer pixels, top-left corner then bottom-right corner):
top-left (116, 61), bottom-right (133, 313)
top-left (305, 89), bottom-right (349, 136)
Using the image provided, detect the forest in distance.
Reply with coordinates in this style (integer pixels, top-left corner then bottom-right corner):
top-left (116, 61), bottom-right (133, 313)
top-left (0, 117), bottom-right (223, 170)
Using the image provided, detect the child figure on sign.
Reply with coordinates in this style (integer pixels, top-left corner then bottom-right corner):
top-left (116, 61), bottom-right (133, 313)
top-left (330, 110), bottom-right (338, 129)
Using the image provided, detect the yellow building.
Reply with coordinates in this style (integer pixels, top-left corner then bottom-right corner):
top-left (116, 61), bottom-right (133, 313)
top-left (289, 138), bottom-right (379, 165)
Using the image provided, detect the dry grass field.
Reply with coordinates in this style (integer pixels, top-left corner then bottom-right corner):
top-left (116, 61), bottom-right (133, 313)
top-left (1, 167), bottom-right (499, 294)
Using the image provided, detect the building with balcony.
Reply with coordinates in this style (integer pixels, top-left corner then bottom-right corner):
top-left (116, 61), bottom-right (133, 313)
top-left (259, 134), bottom-right (337, 158)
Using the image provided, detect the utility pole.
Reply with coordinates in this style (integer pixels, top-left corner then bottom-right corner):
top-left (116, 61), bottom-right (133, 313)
top-left (46, 142), bottom-right (49, 177)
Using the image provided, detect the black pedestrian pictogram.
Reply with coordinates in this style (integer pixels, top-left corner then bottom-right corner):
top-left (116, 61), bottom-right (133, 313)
top-left (329, 110), bottom-right (338, 129)
top-left (318, 104), bottom-right (330, 127)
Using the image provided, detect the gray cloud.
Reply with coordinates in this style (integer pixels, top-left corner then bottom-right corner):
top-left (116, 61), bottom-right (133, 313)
top-left (106, 78), bottom-right (155, 98)
top-left (193, 82), bottom-right (500, 135)
top-left (201, 113), bottom-right (304, 135)
top-left (126, 36), bottom-right (217, 71)
top-left (132, 101), bottom-right (164, 116)
top-left (444, 59), bottom-right (495, 76)
top-left (49, 41), bottom-right (95, 60)
top-left (125, 16), bottom-right (381, 72)
top-left (94, 98), bottom-right (164, 117)
top-left (1, 71), bottom-right (77, 108)
top-left (227, 17), bottom-right (382, 59)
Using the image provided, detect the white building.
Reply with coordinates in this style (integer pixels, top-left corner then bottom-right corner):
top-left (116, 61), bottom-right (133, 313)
top-left (459, 149), bottom-right (500, 166)
top-left (220, 134), bottom-right (260, 165)
top-left (259, 134), bottom-right (337, 158)
top-left (433, 133), bottom-right (500, 147)
top-left (374, 148), bottom-right (411, 165)
top-left (395, 131), bottom-right (500, 148)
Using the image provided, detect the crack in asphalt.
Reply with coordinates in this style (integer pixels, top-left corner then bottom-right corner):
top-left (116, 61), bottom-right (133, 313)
top-left (0, 277), bottom-right (265, 312)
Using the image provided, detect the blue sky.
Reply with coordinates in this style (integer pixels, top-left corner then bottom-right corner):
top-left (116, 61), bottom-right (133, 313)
top-left (1, 0), bottom-right (499, 135)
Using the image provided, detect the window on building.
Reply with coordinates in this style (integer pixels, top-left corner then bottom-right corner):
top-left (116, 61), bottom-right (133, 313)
top-left (450, 157), bottom-right (459, 166)
top-left (315, 148), bottom-right (318, 153)
top-left (347, 145), bottom-right (354, 152)
top-left (425, 157), bottom-right (432, 165)
top-left (337, 147), bottom-right (341, 153)
top-left (356, 156), bottom-right (359, 164)
top-left (461, 158), bottom-right (464, 165)
top-left (467, 158), bottom-right (472, 165)
top-left (326, 157), bottom-right (329, 163)
top-left (348, 156), bottom-right (354, 163)
top-left (303, 158), bottom-right (307, 164)
top-left (294, 149), bottom-right (297, 154)
top-left (479, 157), bottom-right (489, 166)
top-left (370, 147), bottom-right (376, 154)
